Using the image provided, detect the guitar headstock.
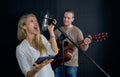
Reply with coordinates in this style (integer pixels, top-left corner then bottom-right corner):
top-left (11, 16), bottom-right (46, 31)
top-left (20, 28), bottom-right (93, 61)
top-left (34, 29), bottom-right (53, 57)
top-left (91, 33), bottom-right (108, 41)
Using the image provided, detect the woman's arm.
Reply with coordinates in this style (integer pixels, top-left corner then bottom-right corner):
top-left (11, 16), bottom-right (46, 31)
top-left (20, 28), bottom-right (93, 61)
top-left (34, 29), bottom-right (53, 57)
top-left (48, 19), bottom-right (58, 54)
top-left (27, 59), bottom-right (53, 77)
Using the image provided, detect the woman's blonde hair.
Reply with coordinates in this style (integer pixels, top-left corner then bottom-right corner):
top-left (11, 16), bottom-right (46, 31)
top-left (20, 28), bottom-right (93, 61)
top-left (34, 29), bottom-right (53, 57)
top-left (17, 13), bottom-right (47, 55)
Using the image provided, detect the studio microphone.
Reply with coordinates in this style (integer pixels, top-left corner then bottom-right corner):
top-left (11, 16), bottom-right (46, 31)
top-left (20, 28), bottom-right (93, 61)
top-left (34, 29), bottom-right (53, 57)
top-left (42, 12), bottom-right (49, 31)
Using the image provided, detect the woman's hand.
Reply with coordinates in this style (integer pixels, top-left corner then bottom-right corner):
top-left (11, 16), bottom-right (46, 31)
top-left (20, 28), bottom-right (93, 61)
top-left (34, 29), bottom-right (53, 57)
top-left (47, 19), bottom-right (57, 32)
top-left (33, 59), bottom-right (54, 71)
top-left (26, 59), bottom-right (54, 77)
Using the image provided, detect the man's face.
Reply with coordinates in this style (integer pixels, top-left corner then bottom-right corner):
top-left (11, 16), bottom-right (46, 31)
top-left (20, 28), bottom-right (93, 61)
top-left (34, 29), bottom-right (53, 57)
top-left (63, 12), bottom-right (74, 26)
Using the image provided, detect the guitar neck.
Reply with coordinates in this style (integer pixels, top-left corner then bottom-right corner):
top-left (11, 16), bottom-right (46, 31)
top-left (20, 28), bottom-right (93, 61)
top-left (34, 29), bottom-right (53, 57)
top-left (61, 32), bottom-right (108, 51)
top-left (77, 40), bottom-right (84, 45)
top-left (64, 40), bottom-right (84, 51)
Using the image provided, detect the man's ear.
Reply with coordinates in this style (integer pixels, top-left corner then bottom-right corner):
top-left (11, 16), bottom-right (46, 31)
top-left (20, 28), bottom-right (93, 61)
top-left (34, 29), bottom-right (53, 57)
top-left (72, 17), bottom-right (74, 22)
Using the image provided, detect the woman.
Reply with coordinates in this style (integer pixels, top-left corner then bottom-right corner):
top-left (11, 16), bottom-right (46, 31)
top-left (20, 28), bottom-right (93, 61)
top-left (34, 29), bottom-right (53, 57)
top-left (16, 13), bottom-right (58, 77)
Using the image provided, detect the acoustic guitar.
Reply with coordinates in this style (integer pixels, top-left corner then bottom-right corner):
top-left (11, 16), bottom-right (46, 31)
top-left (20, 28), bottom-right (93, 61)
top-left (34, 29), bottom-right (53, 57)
top-left (51, 33), bottom-right (108, 70)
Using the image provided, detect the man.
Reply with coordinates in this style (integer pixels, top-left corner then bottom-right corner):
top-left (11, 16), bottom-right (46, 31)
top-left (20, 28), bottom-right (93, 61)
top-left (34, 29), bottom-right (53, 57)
top-left (53, 9), bottom-right (91, 77)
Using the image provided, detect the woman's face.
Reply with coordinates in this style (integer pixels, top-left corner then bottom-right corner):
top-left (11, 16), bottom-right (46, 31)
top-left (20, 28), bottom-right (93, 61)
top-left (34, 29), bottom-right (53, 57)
top-left (63, 12), bottom-right (74, 26)
top-left (24, 16), bottom-right (39, 35)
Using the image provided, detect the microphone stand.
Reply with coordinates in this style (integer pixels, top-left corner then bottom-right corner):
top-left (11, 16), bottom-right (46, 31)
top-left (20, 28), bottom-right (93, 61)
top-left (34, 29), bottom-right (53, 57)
top-left (58, 33), bottom-right (66, 77)
top-left (53, 24), bottom-right (111, 77)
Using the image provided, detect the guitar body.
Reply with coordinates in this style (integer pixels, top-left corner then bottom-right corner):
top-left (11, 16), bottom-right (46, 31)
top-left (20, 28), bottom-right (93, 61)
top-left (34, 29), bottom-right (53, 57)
top-left (51, 41), bottom-right (73, 70)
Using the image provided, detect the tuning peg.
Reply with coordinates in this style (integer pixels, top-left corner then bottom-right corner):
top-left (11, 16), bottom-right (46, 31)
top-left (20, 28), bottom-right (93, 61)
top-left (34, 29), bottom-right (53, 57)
top-left (103, 38), bottom-right (106, 40)
top-left (96, 40), bottom-right (99, 42)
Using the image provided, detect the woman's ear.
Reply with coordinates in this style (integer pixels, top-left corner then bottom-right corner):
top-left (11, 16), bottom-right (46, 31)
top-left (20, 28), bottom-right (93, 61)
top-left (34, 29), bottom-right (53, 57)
top-left (22, 25), bottom-right (27, 30)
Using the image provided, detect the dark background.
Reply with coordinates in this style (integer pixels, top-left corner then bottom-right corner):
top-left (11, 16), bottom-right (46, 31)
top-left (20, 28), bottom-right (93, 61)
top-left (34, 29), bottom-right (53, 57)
top-left (1, 0), bottom-right (119, 77)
